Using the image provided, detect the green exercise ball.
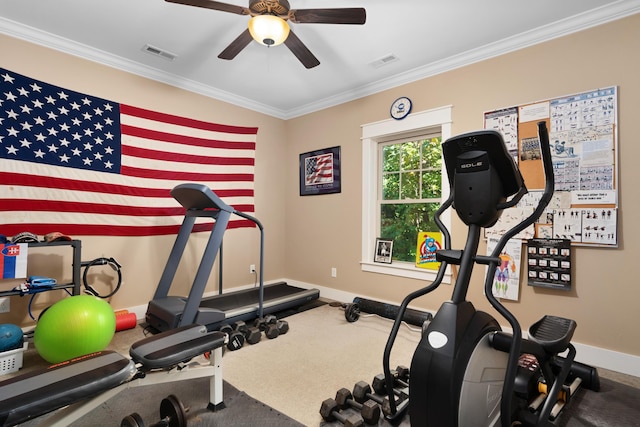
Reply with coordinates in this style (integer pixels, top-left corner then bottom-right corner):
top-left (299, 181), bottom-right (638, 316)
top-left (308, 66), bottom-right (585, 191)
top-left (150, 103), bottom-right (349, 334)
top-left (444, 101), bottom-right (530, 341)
top-left (34, 295), bottom-right (116, 364)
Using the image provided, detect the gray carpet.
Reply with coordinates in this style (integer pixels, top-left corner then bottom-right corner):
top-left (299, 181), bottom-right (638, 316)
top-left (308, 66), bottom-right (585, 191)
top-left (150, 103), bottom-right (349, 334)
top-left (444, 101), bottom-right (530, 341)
top-left (320, 378), bottom-right (640, 426)
top-left (16, 379), bottom-right (304, 427)
top-left (70, 378), bottom-right (305, 427)
top-left (560, 377), bottom-right (640, 426)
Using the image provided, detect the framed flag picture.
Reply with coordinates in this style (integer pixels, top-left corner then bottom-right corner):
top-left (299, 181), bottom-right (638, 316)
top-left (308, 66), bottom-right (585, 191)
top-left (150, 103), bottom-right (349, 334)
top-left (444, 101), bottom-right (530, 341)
top-left (299, 146), bottom-right (341, 196)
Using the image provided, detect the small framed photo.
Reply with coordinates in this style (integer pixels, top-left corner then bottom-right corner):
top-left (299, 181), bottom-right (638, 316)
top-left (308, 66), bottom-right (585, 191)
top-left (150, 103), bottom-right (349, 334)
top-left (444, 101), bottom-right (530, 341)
top-left (374, 238), bottom-right (393, 264)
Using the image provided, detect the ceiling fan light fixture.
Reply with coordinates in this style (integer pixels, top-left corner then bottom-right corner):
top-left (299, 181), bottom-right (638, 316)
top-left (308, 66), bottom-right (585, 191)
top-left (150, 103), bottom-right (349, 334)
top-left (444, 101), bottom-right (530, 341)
top-left (248, 14), bottom-right (290, 46)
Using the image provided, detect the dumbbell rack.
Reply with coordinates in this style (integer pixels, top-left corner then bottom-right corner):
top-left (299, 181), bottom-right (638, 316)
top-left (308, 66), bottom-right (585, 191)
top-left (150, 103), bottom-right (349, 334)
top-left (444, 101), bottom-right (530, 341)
top-left (320, 366), bottom-right (410, 426)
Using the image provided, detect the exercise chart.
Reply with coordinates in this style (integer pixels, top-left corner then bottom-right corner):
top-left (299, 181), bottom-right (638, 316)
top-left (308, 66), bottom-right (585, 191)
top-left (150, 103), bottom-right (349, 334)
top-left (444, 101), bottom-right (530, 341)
top-left (484, 86), bottom-right (619, 248)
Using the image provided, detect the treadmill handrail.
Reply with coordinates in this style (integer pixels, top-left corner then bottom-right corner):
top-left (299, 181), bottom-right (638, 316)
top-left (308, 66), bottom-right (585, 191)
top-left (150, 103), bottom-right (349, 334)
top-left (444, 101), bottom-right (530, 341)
top-left (171, 183), bottom-right (235, 213)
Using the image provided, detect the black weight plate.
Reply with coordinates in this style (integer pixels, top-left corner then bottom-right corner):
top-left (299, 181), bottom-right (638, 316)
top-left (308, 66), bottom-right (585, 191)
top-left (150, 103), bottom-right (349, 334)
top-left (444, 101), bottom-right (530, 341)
top-left (159, 395), bottom-right (187, 427)
top-left (121, 412), bottom-right (145, 427)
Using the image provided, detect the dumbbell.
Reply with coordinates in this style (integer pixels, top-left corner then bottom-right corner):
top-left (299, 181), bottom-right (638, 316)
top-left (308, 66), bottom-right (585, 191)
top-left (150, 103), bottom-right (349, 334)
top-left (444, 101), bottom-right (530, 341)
top-left (121, 395), bottom-right (187, 427)
top-left (396, 365), bottom-right (410, 382)
top-left (219, 324), bottom-right (245, 351)
top-left (335, 388), bottom-right (380, 425)
top-left (276, 319), bottom-right (289, 335)
top-left (254, 315), bottom-right (280, 339)
top-left (234, 320), bottom-right (262, 345)
top-left (353, 380), bottom-right (403, 416)
top-left (371, 372), bottom-right (409, 396)
top-left (319, 398), bottom-right (364, 427)
top-left (344, 303), bottom-right (360, 322)
top-left (121, 413), bottom-right (144, 427)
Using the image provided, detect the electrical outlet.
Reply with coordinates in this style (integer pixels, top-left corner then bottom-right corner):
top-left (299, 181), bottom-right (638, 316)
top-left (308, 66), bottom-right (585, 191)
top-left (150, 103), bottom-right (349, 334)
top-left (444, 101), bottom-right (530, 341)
top-left (249, 264), bottom-right (256, 274)
top-left (0, 297), bottom-right (10, 313)
top-left (331, 267), bottom-right (337, 278)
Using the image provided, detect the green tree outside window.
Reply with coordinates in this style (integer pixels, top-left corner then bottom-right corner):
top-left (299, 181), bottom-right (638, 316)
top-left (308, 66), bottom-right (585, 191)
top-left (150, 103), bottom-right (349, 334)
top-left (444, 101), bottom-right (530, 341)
top-left (380, 136), bottom-right (442, 262)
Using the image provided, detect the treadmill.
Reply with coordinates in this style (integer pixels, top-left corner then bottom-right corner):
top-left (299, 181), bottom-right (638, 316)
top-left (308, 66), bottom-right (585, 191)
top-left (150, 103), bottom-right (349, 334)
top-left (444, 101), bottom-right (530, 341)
top-left (145, 183), bottom-right (319, 333)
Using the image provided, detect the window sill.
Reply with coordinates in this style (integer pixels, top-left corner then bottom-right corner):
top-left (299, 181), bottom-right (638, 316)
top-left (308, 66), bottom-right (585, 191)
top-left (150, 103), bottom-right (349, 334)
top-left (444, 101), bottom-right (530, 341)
top-left (360, 261), bottom-right (451, 284)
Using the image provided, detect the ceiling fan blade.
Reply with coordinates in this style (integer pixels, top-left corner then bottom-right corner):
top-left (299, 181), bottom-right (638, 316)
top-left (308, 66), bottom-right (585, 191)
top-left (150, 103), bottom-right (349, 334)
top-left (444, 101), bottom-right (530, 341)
top-left (165, 0), bottom-right (249, 15)
top-left (289, 8), bottom-right (366, 25)
top-left (218, 29), bottom-right (254, 60)
top-left (284, 30), bottom-right (320, 69)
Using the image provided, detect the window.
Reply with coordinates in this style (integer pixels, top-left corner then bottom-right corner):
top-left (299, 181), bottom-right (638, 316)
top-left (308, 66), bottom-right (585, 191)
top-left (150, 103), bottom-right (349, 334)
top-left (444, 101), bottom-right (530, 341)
top-left (380, 133), bottom-right (442, 262)
top-left (361, 106), bottom-right (452, 280)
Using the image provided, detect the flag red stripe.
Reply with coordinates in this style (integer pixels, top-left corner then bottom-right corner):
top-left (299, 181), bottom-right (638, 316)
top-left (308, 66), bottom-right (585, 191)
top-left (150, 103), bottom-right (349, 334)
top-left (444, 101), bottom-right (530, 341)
top-left (0, 199), bottom-right (183, 216)
top-left (122, 145), bottom-right (255, 166)
top-left (0, 172), bottom-right (168, 197)
top-left (121, 124), bottom-right (256, 150)
top-left (0, 173), bottom-right (255, 199)
top-left (121, 105), bottom-right (259, 135)
top-left (0, 199), bottom-right (254, 216)
top-left (120, 166), bottom-right (254, 181)
top-left (0, 220), bottom-right (256, 237)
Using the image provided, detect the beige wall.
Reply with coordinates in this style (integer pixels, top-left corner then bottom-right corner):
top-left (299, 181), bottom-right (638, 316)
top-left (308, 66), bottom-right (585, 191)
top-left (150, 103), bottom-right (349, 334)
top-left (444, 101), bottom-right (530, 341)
top-left (0, 35), bottom-right (288, 325)
top-left (1, 14), bottom-right (639, 360)
top-left (285, 14), bottom-right (640, 358)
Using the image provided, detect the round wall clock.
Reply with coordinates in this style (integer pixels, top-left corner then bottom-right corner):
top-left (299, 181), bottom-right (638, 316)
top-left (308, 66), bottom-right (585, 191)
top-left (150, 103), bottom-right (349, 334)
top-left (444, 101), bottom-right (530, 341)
top-left (390, 96), bottom-right (412, 120)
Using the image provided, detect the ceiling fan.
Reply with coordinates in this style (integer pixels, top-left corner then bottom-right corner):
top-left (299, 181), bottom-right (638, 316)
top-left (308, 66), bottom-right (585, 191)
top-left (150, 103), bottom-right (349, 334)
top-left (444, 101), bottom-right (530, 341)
top-left (165, 0), bottom-right (366, 68)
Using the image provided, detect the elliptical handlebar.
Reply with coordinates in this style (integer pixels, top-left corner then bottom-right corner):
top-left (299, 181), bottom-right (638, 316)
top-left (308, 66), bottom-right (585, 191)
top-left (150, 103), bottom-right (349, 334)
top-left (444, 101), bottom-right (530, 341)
top-left (381, 193), bottom-right (454, 419)
top-left (483, 120), bottom-right (555, 427)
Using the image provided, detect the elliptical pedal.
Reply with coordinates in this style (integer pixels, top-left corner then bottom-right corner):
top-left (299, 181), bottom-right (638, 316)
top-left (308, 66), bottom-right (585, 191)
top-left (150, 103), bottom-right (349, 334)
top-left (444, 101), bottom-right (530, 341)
top-left (528, 315), bottom-right (576, 354)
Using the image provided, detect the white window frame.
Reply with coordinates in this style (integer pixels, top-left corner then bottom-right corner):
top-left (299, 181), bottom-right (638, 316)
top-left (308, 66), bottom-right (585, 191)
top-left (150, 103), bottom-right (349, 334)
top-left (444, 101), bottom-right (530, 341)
top-left (361, 105), bottom-right (452, 280)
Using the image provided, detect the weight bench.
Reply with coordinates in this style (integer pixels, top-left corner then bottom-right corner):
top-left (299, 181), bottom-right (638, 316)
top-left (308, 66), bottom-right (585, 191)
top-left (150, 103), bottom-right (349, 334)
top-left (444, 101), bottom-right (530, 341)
top-left (0, 324), bottom-right (227, 427)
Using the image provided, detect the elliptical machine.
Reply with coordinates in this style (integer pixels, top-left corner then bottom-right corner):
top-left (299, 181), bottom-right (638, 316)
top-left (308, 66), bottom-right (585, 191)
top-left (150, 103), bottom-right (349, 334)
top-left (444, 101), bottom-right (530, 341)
top-left (381, 121), bottom-right (599, 426)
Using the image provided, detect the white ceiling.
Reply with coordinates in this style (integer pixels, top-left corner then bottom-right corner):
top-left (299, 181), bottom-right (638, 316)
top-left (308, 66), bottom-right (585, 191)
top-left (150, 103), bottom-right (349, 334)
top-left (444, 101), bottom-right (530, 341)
top-left (1, 0), bottom-right (638, 119)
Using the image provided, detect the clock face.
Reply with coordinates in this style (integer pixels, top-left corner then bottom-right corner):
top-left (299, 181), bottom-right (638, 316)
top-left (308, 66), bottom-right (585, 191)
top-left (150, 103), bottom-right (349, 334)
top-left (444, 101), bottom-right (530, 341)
top-left (390, 97), bottom-right (412, 120)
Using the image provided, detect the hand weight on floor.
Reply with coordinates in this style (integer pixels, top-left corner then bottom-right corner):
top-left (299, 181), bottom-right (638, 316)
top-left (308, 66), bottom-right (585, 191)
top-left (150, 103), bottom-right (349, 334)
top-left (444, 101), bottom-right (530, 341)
top-left (371, 372), bottom-right (409, 395)
top-left (234, 320), bottom-right (262, 345)
top-left (120, 394), bottom-right (188, 427)
top-left (276, 319), bottom-right (289, 335)
top-left (220, 324), bottom-right (245, 351)
top-left (320, 398), bottom-right (364, 427)
top-left (121, 413), bottom-right (145, 427)
top-left (353, 381), bottom-right (402, 417)
top-left (344, 303), bottom-right (360, 322)
top-left (335, 388), bottom-right (380, 425)
top-left (254, 315), bottom-right (280, 339)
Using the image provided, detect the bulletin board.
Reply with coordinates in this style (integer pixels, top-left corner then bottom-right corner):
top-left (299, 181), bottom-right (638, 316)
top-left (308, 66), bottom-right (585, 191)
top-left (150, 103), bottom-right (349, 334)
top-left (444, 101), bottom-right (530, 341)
top-left (483, 87), bottom-right (618, 247)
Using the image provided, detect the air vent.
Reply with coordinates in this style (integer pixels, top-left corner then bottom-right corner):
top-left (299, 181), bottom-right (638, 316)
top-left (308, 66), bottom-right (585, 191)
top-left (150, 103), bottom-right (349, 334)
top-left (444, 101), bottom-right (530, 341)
top-left (370, 54), bottom-right (399, 69)
top-left (142, 44), bottom-right (177, 61)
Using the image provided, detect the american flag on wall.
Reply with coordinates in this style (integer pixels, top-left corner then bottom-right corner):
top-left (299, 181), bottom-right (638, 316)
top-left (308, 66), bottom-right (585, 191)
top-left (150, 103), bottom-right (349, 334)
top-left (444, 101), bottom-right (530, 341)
top-left (305, 153), bottom-right (334, 185)
top-left (0, 68), bottom-right (258, 236)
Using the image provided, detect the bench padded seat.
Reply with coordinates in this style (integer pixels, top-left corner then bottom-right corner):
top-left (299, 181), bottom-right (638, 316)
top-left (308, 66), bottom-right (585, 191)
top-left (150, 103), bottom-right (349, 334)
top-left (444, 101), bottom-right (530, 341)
top-left (0, 351), bottom-right (135, 427)
top-left (130, 324), bottom-right (226, 369)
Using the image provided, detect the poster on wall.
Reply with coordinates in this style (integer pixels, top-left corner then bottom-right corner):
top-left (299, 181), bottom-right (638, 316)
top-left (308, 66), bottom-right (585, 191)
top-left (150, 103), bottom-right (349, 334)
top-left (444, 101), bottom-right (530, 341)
top-left (299, 146), bottom-right (341, 196)
top-left (415, 231), bottom-right (443, 270)
top-left (484, 107), bottom-right (519, 161)
top-left (527, 238), bottom-right (572, 290)
top-left (484, 86), bottom-right (619, 248)
top-left (486, 237), bottom-right (522, 301)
